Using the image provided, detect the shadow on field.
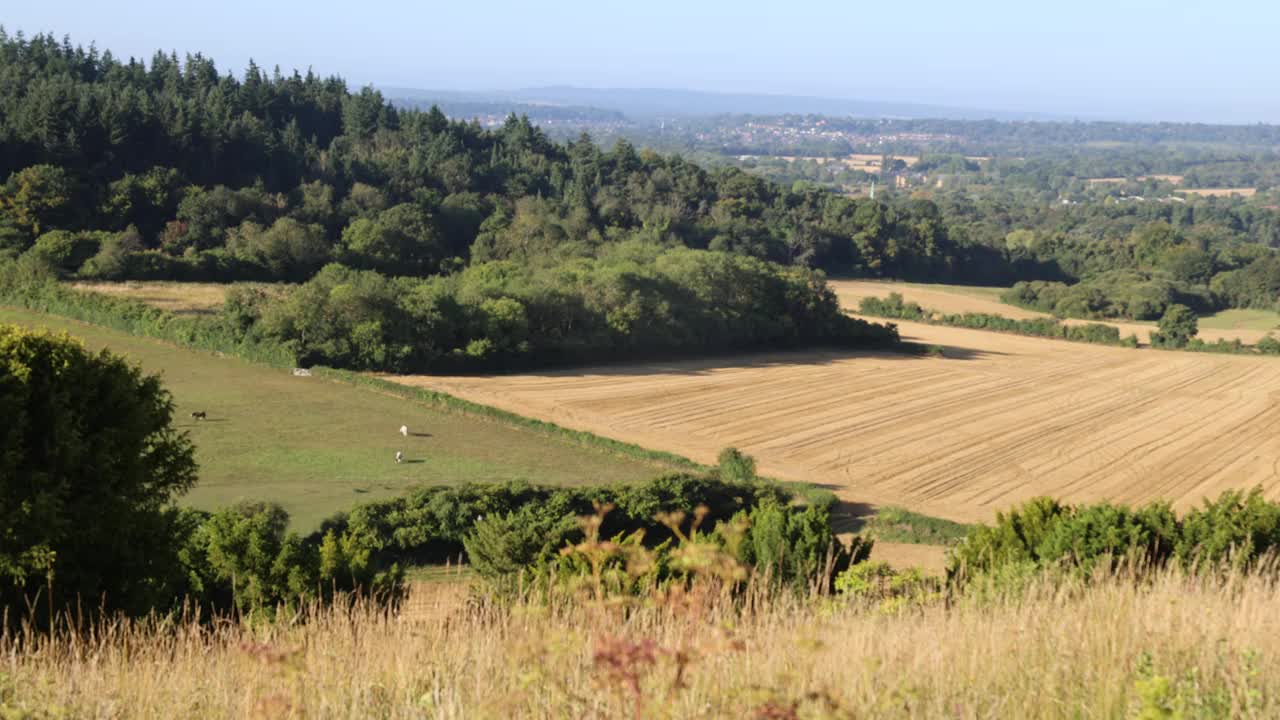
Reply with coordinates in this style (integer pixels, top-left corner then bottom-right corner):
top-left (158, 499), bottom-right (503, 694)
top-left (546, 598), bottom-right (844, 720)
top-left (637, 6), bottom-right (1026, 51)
top-left (829, 500), bottom-right (879, 535)
top-left (409, 432), bottom-right (433, 438)
top-left (403, 459), bottom-right (426, 464)
top-left (920, 344), bottom-right (1004, 360)
top-left (496, 344), bottom-right (1004, 379)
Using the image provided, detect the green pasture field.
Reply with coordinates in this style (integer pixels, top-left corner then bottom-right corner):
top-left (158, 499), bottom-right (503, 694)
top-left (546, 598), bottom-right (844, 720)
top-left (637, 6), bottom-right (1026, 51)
top-left (894, 281), bottom-right (1009, 301)
top-left (1197, 307), bottom-right (1280, 332)
top-left (0, 307), bottom-right (674, 530)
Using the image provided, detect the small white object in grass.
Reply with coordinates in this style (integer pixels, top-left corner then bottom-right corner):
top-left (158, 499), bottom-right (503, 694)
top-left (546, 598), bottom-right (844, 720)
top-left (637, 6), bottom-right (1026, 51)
top-left (399, 425), bottom-right (408, 437)
top-left (395, 451), bottom-right (403, 463)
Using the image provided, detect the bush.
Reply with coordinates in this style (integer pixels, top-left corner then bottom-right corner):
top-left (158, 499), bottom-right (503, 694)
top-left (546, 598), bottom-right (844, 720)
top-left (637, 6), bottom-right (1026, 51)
top-left (948, 489), bottom-right (1280, 586)
top-left (1176, 489), bottom-right (1280, 570)
top-left (183, 503), bottom-right (315, 613)
top-left (23, 229), bottom-right (104, 276)
top-left (738, 498), bottom-right (871, 591)
top-left (463, 511), bottom-right (573, 581)
top-left (858, 292), bottom-right (927, 320)
top-left (1150, 304), bottom-right (1198, 348)
top-left (717, 447), bottom-right (757, 483)
top-left (834, 561), bottom-right (941, 612)
top-left (0, 324), bottom-right (197, 619)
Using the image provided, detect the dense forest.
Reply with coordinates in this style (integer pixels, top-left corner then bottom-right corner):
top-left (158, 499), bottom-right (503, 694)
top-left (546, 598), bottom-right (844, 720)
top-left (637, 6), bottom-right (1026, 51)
top-left (0, 31), bottom-right (965, 282)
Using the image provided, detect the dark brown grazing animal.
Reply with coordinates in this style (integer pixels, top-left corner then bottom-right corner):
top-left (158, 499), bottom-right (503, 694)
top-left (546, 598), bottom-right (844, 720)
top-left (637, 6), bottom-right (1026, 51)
top-left (190, 411), bottom-right (207, 420)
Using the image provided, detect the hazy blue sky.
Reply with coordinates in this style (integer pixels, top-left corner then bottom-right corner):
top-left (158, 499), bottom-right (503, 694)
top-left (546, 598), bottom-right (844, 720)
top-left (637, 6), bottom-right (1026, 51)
top-left (7, 0), bottom-right (1278, 122)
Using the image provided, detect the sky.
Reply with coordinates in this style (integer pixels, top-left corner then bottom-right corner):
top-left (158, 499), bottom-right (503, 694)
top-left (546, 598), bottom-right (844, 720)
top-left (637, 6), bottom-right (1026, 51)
top-left (6, 0), bottom-right (1279, 123)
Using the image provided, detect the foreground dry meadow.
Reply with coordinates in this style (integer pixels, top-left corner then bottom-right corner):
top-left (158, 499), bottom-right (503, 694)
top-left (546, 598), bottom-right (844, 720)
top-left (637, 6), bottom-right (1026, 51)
top-left (392, 315), bottom-right (1280, 523)
top-left (5, 571), bottom-right (1278, 718)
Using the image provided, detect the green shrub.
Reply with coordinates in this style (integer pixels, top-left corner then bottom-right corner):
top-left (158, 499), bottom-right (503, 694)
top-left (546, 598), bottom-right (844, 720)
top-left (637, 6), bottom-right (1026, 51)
top-left (1176, 489), bottom-right (1280, 570)
top-left (717, 447), bottom-right (757, 483)
top-left (1150, 304), bottom-right (1198, 349)
top-left (463, 511), bottom-right (573, 581)
top-left (949, 489), bottom-right (1280, 587)
top-left (737, 498), bottom-right (871, 592)
top-left (834, 561), bottom-right (941, 612)
top-left (858, 292), bottom-right (927, 320)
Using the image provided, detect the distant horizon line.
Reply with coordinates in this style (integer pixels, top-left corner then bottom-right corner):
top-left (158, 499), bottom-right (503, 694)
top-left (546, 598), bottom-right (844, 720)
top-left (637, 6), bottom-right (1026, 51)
top-left (376, 83), bottom-right (1278, 127)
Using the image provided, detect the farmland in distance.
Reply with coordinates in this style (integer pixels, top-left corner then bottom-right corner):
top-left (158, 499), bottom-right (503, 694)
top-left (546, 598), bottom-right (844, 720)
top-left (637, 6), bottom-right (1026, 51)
top-left (831, 279), bottom-right (1280, 344)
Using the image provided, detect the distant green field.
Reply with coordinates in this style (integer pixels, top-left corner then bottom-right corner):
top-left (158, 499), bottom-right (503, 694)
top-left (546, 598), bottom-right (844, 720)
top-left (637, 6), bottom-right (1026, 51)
top-left (895, 281), bottom-right (1009, 302)
top-left (1197, 307), bottom-right (1280, 332)
top-left (1, 307), bottom-right (673, 530)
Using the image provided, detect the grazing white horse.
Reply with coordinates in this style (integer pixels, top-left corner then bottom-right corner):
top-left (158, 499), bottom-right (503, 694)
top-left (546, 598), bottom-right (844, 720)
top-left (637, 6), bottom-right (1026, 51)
top-left (395, 451), bottom-right (403, 463)
top-left (399, 425), bottom-right (409, 437)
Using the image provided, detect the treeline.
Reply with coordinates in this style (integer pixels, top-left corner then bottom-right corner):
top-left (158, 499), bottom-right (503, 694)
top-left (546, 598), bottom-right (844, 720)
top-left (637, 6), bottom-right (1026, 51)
top-left (231, 247), bottom-right (900, 372)
top-left (858, 293), bottom-right (1126, 346)
top-left (1003, 274), bottom-right (1210, 321)
top-left (2, 248), bottom-right (898, 373)
top-left (991, 218), bottom-right (1280, 319)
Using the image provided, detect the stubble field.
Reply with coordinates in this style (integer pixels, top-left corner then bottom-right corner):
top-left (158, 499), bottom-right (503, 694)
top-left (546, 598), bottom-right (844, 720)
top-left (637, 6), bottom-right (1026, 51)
top-left (390, 307), bottom-right (1280, 523)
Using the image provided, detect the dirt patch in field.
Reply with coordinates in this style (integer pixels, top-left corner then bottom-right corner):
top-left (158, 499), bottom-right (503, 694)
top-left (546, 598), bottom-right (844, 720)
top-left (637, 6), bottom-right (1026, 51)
top-left (388, 319), bottom-right (1280, 523)
top-left (869, 542), bottom-right (948, 575)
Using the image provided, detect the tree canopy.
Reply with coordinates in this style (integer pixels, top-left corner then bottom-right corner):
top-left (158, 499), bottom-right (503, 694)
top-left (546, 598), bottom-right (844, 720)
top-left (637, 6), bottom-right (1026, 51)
top-left (0, 324), bottom-right (196, 616)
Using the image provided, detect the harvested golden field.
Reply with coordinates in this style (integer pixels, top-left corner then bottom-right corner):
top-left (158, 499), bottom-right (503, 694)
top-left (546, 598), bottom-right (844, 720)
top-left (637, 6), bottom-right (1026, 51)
top-left (831, 279), bottom-right (1040, 319)
top-left (389, 317), bottom-right (1280, 523)
top-left (831, 279), bottom-right (1276, 345)
top-left (70, 281), bottom-right (238, 315)
top-left (867, 541), bottom-right (947, 574)
top-left (1085, 174), bottom-right (1183, 185)
top-left (1178, 187), bottom-right (1257, 198)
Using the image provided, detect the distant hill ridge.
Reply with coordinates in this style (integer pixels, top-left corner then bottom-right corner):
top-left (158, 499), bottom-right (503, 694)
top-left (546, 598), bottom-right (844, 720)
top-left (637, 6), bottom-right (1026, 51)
top-left (380, 85), bottom-right (1064, 122)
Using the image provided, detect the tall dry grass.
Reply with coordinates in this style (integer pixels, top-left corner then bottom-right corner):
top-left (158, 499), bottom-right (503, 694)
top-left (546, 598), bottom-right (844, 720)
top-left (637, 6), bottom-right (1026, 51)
top-left (2, 570), bottom-right (1278, 718)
